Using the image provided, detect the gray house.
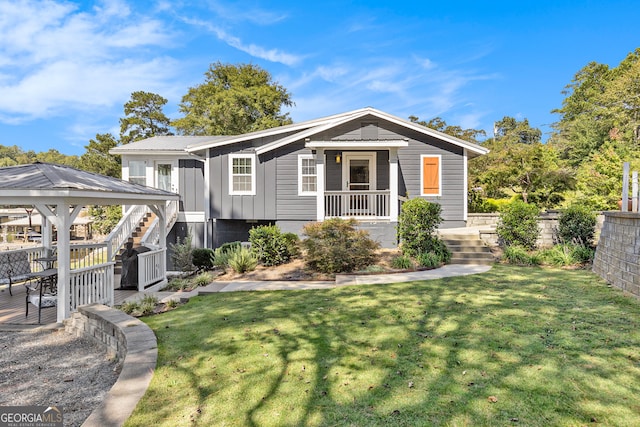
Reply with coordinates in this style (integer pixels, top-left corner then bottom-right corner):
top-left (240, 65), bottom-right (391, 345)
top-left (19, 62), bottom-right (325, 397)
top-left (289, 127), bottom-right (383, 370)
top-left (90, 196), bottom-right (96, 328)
top-left (111, 107), bottom-right (488, 249)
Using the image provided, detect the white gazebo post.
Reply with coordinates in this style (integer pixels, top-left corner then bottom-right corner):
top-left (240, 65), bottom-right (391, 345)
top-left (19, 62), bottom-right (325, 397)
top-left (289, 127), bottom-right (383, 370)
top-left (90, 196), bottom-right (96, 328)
top-left (35, 203), bottom-right (82, 322)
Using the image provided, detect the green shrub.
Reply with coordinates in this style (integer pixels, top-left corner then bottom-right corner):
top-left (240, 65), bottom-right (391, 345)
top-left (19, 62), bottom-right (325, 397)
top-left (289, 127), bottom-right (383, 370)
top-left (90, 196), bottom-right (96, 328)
top-left (418, 252), bottom-right (441, 269)
top-left (302, 218), bottom-right (380, 274)
top-left (193, 272), bottom-right (213, 287)
top-left (192, 248), bottom-right (214, 271)
top-left (120, 295), bottom-right (158, 317)
top-left (397, 198), bottom-right (444, 257)
top-left (249, 225), bottom-right (292, 266)
top-left (496, 201), bottom-right (540, 249)
top-left (572, 244), bottom-right (595, 264)
top-left (391, 254), bottom-right (415, 270)
top-left (542, 244), bottom-right (577, 267)
top-left (170, 235), bottom-right (195, 272)
top-left (228, 247), bottom-right (258, 273)
top-left (502, 245), bottom-right (541, 266)
top-left (138, 295), bottom-right (158, 316)
top-left (211, 242), bottom-right (241, 269)
top-left (165, 278), bottom-right (189, 291)
top-left (430, 238), bottom-right (452, 264)
top-left (282, 232), bottom-right (301, 258)
top-left (558, 205), bottom-right (597, 246)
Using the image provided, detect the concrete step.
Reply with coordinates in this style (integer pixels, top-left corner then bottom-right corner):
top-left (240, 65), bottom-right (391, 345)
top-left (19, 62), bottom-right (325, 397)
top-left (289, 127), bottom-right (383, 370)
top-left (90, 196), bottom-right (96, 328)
top-left (446, 244), bottom-right (493, 253)
top-left (442, 239), bottom-right (486, 247)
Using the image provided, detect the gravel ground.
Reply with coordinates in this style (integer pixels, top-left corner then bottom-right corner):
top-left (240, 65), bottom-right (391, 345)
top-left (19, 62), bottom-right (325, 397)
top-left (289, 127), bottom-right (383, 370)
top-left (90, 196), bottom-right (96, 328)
top-left (0, 328), bottom-right (120, 427)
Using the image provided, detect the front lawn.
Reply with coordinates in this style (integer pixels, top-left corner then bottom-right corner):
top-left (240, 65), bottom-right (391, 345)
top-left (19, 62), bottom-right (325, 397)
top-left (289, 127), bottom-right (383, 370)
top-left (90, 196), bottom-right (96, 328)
top-left (125, 265), bottom-right (640, 426)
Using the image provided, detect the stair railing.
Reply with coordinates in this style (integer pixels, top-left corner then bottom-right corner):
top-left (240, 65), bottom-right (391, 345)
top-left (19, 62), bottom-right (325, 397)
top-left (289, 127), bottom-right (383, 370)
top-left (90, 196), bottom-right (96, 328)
top-left (104, 204), bottom-right (149, 261)
top-left (140, 200), bottom-right (179, 248)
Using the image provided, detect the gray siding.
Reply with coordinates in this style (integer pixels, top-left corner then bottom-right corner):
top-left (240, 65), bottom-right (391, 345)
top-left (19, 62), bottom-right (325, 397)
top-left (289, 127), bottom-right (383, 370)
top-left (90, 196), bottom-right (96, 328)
top-left (178, 159), bottom-right (204, 212)
top-left (274, 142), bottom-right (316, 220)
top-left (207, 114), bottom-right (467, 225)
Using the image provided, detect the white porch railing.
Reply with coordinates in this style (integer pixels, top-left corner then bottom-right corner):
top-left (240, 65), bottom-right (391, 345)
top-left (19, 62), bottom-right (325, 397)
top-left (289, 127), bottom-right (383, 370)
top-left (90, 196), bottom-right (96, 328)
top-left (325, 191), bottom-right (391, 218)
top-left (68, 262), bottom-right (115, 311)
top-left (138, 248), bottom-right (166, 291)
top-left (105, 204), bottom-right (148, 261)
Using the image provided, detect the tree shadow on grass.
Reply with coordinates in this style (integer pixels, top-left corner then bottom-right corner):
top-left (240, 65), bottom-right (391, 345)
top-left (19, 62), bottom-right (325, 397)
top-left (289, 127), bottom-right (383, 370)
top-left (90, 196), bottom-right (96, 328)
top-left (129, 265), bottom-right (640, 426)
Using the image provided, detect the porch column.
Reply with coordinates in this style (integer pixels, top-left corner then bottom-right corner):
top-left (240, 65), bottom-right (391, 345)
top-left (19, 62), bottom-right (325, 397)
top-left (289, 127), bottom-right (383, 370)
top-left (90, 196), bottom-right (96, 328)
top-left (389, 148), bottom-right (399, 222)
top-left (316, 148), bottom-right (325, 222)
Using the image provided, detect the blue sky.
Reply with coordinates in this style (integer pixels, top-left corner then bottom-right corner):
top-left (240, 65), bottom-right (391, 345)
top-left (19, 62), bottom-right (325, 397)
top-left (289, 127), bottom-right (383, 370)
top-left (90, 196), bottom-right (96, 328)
top-left (1, 0), bottom-right (638, 156)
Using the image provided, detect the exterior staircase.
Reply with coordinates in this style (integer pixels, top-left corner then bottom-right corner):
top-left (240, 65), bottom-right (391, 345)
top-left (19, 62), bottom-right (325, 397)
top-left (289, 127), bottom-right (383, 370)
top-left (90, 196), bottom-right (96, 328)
top-left (439, 230), bottom-right (496, 265)
top-left (114, 213), bottom-right (156, 276)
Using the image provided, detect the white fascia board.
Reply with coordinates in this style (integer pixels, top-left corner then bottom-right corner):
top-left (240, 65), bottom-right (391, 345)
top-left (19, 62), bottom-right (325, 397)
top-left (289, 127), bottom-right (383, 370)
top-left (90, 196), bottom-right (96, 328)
top-left (255, 111), bottom-right (372, 155)
top-left (363, 108), bottom-right (489, 156)
top-left (185, 109), bottom-right (371, 153)
top-left (305, 140), bottom-right (409, 149)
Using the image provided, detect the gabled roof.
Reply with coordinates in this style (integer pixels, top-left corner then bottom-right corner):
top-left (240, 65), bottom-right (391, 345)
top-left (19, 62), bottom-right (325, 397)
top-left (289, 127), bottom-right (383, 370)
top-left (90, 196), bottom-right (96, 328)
top-left (0, 162), bottom-right (179, 205)
top-left (110, 136), bottom-right (229, 154)
top-left (111, 107), bottom-right (489, 158)
top-left (185, 107), bottom-right (489, 158)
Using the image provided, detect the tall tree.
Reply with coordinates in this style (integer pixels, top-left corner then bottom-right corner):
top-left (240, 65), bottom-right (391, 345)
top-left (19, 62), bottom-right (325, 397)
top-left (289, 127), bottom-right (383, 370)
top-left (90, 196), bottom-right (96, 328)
top-left (409, 116), bottom-right (486, 143)
top-left (79, 133), bottom-right (121, 178)
top-left (470, 116), bottom-right (573, 207)
top-left (119, 91), bottom-right (173, 145)
top-left (172, 62), bottom-right (294, 135)
top-left (551, 49), bottom-right (640, 166)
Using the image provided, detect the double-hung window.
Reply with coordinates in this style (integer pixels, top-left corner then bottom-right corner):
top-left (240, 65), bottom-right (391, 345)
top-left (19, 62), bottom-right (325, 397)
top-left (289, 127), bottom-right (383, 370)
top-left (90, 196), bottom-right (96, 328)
top-left (229, 154), bottom-right (256, 195)
top-left (128, 160), bottom-right (146, 186)
top-left (298, 155), bottom-right (317, 195)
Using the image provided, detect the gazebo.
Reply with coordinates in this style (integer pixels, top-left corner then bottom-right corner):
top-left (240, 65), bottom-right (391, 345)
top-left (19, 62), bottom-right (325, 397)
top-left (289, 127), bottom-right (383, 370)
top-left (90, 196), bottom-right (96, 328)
top-left (0, 162), bottom-right (179, 322)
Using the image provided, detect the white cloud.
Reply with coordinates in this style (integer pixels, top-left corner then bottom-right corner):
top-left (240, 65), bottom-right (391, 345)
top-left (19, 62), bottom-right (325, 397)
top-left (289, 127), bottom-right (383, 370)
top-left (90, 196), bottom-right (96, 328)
top-left (182, 17), bottom-right (302, 66)
top-left (0, 0), bottom-right (178, 123)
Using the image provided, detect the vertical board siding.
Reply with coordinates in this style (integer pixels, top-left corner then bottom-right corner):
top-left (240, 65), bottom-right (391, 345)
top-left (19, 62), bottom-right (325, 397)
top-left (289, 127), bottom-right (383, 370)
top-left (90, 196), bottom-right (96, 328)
top-left (178, 159), bottom-right (204, 211)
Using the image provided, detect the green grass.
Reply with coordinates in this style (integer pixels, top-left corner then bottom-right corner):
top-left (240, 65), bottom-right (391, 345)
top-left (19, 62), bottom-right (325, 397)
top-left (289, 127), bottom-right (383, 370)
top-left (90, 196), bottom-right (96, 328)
top-left (125, 265), bottom-right (640, 427)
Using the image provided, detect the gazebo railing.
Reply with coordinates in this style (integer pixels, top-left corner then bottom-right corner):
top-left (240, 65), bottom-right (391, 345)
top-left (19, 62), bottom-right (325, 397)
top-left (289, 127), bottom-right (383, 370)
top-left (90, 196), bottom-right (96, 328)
top-left (69, 262), bottom-right (115, 311)
top-left (138, 248), bottom-right (166, 291)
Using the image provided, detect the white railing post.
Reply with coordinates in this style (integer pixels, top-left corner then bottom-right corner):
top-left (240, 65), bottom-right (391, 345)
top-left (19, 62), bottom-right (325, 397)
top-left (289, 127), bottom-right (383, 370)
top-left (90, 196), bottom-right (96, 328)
top-left (633, 171), bottom-right (638, 213)
top-left (622, 162), bottom-right (630, 212)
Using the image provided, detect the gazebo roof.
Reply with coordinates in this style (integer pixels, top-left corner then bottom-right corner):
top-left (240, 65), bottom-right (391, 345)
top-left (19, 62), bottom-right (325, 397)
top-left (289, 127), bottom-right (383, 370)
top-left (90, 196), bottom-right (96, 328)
top-left (0, 162), bottom-right (178, 205)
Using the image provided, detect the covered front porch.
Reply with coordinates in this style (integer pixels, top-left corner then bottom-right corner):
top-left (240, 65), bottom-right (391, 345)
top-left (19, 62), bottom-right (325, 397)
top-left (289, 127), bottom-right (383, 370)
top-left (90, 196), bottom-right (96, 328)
top-left (0, 163), bottom-right (179, 324)
top-left (305, 140), bottom-right (409, 222)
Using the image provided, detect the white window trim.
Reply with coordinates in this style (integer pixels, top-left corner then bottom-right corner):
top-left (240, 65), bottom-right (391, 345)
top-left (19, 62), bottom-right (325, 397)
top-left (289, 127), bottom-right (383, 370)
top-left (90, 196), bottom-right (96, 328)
top-left (298, 154), bottom-right (317, 196)
top-left (420, 154), bottom-right (442, 197)
top-left (229, 153), bottom-right (256, 196)
top-left (128, 159), bottom-right (147, 186)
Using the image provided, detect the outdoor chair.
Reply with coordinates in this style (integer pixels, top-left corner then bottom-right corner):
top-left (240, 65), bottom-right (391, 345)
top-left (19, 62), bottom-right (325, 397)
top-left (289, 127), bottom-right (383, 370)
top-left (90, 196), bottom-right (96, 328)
top-left (25, 269), bottom-right (57, 324)
top-left (0, 251), bottom-right (34, 296)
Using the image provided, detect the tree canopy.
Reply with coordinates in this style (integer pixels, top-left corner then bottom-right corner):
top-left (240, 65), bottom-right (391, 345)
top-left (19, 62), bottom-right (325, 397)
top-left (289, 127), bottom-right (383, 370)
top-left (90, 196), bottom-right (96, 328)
top-left (119, 91), bottom-right (173, 145)
top-left (550, 48), bottom-right (640, 209)
top-left (172, 62), bottom-right (294, 135)
top-left (409, 116), bottom-right (486, 143)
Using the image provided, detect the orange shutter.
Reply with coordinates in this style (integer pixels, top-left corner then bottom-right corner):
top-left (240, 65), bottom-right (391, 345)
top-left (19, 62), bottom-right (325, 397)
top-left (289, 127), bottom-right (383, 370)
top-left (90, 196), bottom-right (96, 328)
top-left (422, 156), bottom-right (440, 195)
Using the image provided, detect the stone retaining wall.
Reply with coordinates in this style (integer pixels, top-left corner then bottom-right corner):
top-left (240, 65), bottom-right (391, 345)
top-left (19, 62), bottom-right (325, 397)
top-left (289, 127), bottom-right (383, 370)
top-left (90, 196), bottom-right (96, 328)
top-left (593, 212), bottom-right (640, 297)
top-left (64, 304), bottom-right (157, 427)
top-left (468, 212), bottom-right (605, 248)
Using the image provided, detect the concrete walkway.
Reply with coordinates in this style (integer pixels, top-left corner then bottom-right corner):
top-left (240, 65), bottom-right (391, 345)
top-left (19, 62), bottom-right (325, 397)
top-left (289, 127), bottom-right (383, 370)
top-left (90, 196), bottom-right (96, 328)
top-left (124, 264), bottom-right (493, 304)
